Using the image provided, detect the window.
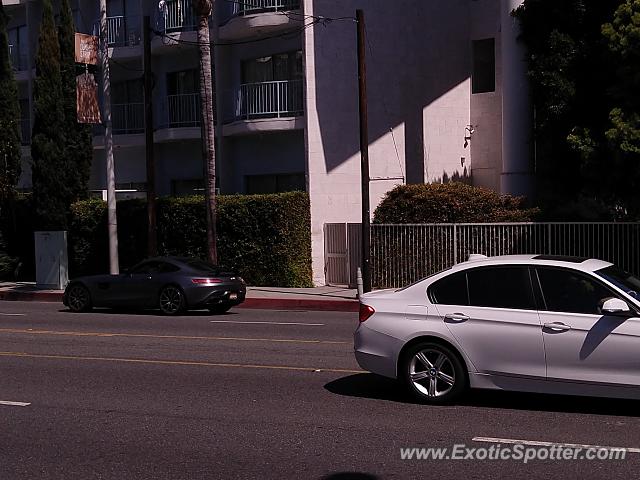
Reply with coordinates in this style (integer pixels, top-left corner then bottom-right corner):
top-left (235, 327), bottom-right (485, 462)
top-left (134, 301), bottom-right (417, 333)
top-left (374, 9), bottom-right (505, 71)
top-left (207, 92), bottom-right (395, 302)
top-left (8, 25), bottom-right (27, 70)
top-left (536, 268), bottom-right (615, 315)
top-left (595, 266), bottom-right (640, 299)
top-left (167, 70), bottom-right (199, 95)
top-left (467, 267), bottom-right (535, 310)
top-left (130, 261), bottom-right (178, 274)
top-left (241, 51), bottom-right (303, 84)
top-left (472, 38), bottom-right (495, 94)
top-left (429, 272), bottom-right (468, 306)
top-left (245, 173), bottom-right (305, 194)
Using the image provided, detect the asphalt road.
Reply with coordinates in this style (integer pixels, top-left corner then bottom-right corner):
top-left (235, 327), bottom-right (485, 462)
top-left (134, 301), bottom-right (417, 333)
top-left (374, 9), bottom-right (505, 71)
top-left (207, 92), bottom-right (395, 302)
top-left (0, 302), bottom-right (639, 479)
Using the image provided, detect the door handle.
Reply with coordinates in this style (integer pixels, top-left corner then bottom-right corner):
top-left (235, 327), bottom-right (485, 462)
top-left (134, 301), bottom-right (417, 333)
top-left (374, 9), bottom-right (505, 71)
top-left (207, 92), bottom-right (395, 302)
top-left (543, 322), bottom-right (572, 332)
top-left (444, 313), bottom-right (470, 322)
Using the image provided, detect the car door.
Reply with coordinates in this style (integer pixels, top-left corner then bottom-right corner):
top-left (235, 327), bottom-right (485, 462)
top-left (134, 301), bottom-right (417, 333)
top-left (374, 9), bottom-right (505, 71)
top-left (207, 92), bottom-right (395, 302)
top-left (535, 266), bottom-right (640, 386)
top-left (431, 265), bottom-right (546, 378)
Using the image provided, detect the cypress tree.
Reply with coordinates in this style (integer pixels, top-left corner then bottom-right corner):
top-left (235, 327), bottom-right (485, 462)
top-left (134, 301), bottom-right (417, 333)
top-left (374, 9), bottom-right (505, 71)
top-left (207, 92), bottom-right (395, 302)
top-left (59, 0), bottom-right (92, 201)
top-left (31, 0), bottom-right (69, 230)
top-left (0, 0), bottom-right (22, 199)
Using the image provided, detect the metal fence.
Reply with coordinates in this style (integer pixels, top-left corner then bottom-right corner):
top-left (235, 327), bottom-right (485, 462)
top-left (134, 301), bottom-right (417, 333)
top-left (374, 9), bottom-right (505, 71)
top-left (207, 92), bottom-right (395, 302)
top-left (111, 103), bottom-right (144, 134)
top-left (325, 223), bottom-right (640, 288)
top-left (232, 0), bottom-right (300, 15)
top-left (235, 80), bottom-right (303, 120)
top-left (95, 16), bottom-right (141, 47)
top-left (158, 0), bottom-right (196, 32)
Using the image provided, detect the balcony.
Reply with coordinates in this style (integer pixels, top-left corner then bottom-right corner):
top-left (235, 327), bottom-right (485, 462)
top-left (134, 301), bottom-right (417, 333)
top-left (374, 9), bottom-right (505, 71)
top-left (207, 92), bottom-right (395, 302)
top-left (224, 79), bottom-right (304, 136)
top-left (100, 16), bottom-right (142, 48)
top-left (156, 93), bottom-right (202, 142)
top-left (157, 0), bottom-right (197, 33)
top-left (232, 0), bottom-right (300, 16)
top-left (219, 0), bottom-right (301, 41)
top-left (112, 103), bottom-right (144, 135)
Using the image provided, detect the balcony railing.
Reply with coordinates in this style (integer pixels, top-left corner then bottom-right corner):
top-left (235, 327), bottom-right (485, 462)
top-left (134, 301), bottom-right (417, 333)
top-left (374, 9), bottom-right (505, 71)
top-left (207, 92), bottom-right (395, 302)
top-left (158, 93), bottom-right (201, 128)
top-left (8, 44), bottom-right (28, 71)
top-left (95, 16), bottom-right (141, 47)
top-left (232, 0), bottom-right (300, 15)
top-left (112, 103), bottom-right (144, 134)
top-left (20, 118), bottom-right (30, 145)
top-left (234, 79), bottom-right (303, 120)
top-left (157, 0), bottom-right (197, 32)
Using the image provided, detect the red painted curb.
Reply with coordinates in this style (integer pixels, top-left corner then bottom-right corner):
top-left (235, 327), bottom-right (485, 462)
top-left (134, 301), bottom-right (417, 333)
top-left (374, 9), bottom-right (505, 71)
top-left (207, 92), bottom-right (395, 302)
top-left (238, 298), bottom-right (359, 312)
top-left (0, 291), bottom-right (63, 302)
top-left (0, 290), bottom-right (359, 312)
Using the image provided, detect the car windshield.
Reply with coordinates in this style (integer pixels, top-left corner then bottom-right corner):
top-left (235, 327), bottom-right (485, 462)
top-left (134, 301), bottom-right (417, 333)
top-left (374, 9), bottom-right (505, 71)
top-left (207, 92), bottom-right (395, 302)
top-left (595, 266), bottom-right (640, 299)
top-left (396, 268), bottom-right (451, 292)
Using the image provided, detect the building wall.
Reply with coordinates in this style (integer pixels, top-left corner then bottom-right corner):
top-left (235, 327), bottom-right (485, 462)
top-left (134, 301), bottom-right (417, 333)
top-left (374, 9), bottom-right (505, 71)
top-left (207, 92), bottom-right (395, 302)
top-left (303, 0), bottom-right (474, 285)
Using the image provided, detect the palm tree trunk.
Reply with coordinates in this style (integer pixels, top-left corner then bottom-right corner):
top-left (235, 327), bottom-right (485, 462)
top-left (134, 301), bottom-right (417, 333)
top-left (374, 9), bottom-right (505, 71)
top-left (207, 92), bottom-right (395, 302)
top-left (194, 0), bottom-right (217, 264)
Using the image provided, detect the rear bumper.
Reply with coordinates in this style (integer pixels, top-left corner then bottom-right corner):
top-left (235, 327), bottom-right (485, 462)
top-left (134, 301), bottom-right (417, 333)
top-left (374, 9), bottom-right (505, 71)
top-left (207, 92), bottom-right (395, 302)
top-left (353, 323), bottom-right (402, 379)
top-left (185, 284), bottom-right (246, 308)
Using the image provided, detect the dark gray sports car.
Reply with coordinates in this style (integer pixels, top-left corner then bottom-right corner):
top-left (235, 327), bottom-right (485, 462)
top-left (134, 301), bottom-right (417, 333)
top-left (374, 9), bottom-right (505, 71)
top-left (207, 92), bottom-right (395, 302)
top-left (63, 257), bottom-right (246, 315)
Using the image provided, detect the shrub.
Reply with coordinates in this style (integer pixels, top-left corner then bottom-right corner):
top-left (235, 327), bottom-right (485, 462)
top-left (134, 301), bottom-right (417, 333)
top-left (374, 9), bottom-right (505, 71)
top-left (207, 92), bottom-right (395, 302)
top-left (67, 192), bottom-right (312, 287)
top-left (373, 183), bottom-right (539, 224)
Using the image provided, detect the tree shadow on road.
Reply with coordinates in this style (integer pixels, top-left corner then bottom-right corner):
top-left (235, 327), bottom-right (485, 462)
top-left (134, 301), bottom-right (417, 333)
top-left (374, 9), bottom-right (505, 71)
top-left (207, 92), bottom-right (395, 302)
top-left (325, 373), bottom-right (640, 417)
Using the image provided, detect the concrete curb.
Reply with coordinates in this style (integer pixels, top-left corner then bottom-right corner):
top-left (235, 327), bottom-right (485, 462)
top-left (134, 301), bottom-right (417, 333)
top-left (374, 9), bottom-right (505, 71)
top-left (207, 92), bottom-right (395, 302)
top-left (0, 290), bottom-right (360, 312)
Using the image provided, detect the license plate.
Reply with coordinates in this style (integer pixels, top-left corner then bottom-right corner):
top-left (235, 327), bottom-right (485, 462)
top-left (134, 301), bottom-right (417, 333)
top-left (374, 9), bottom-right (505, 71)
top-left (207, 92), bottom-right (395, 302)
top-left (229, 293), bottom-right (238, 300)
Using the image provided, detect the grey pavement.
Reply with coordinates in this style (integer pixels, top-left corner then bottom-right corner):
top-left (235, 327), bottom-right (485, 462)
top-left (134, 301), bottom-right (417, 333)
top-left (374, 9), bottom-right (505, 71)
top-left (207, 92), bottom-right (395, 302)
top-left (0, 302), bottom-right (638, 479)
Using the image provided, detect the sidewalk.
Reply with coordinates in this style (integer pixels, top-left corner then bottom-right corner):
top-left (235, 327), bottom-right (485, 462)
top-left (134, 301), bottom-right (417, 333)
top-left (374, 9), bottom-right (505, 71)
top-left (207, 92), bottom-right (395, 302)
top-left (0, 282), bottom-right (359, 312)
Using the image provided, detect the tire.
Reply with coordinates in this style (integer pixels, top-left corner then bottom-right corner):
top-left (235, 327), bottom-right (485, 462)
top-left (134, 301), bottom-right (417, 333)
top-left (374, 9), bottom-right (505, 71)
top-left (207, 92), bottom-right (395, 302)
top-left (208, 304), bottom-right (232, 315)
top-left (401, 342), bottom-right (467, 404)
top-left (158, 285), bottom-right (185, 315)
top-left (67, 284), bottom-right (92, 313)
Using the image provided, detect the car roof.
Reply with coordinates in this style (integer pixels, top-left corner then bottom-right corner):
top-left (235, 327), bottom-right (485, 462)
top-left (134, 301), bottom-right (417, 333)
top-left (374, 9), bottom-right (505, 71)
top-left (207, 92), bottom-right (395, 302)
top-left (451, 254), bottom-right (613, 273)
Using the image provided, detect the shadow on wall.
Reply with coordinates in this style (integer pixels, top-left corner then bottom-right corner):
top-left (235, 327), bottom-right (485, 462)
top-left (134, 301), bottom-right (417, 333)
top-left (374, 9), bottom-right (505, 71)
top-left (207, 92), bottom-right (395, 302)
top-left (433, 168), bottom-right (471, 185)
top-left (312, 0), bottom-right (471, 175)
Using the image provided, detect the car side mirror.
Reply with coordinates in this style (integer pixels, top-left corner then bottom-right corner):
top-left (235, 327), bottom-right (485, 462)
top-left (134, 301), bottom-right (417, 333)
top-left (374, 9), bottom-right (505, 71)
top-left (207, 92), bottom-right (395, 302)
top-left (601, 298), bottom-right (632, 316)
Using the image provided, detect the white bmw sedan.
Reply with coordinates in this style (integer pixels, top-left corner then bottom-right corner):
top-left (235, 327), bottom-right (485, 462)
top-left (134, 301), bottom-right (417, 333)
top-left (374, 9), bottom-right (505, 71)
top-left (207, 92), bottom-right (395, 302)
top-left (355, 254), bottom-right (640, 404)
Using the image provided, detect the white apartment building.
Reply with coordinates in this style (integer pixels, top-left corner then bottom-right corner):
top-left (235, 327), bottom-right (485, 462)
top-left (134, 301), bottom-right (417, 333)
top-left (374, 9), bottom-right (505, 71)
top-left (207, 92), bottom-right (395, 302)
top-left (5, 0), bottom-right (532, 285)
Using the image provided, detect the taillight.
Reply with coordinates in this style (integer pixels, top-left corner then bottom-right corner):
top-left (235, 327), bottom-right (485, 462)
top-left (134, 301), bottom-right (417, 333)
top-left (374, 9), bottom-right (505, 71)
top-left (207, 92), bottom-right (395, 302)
top-left (192, 278), bottom-right (223, 285)
top-left (359, 304), bottom-right (375, 322)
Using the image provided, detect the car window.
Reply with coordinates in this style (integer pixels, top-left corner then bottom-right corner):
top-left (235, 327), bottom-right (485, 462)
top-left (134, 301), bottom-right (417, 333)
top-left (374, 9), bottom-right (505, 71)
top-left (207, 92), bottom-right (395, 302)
top-left (536, 267), bottom-right (615, 315)
top-left (428, 272), bottom-right (468, 306)
top-left (467, 266), bottom-right (535, 310)
top-left (130, 262), bottom-right (156, 274)
top-left (157, 262), bottom-right (180, 273)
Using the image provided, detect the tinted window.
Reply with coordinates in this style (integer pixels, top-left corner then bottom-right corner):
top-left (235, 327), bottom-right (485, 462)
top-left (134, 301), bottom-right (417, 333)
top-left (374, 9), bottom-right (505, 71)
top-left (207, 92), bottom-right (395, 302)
top-left (537, 268), bottom-right (614, 315)
top-left (595, 266), bottom-right (640, 299)
top-left (157, 262), bottom-right (180, 273)
top-left (130, 262), bottom-right (156, 274)
top-left (467, 267), bottom-right (535, 310)
top-left (429, 272), bottom-right (468, 306)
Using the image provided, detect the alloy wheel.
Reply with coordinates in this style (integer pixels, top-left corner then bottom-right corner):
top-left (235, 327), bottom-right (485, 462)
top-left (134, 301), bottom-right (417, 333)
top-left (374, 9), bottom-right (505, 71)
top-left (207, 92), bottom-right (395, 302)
top-left (67, 285), bottom-right (90, 312)
top-left (408, 348), bottom-right (456, 398)
top-left (159, 286), bottom-right (184, 315)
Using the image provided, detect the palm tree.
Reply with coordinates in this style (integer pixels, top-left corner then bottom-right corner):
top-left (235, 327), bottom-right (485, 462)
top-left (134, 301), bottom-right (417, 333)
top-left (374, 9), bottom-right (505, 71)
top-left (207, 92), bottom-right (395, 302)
top-left (193, 0), bottom-right (217, 263)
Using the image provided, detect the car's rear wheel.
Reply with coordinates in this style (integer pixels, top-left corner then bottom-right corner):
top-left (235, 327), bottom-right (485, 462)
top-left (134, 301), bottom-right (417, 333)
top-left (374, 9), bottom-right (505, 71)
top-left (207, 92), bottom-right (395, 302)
top-left (67, 284), bottom-right (92, 313)
top-left (401, 342), bottom-right (467, 404)
top-left (159, 286), bottom-right (185, 315)
top-left (208, 304), bottom-right (232, 314)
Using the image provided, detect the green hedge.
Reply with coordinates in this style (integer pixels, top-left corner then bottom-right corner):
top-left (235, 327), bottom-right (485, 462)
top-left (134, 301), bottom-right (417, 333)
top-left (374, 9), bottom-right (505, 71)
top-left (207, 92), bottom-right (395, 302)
top-left (6, 192), bottom-right (312, 287)
top-left (374, 183), bottom-right (539, 223)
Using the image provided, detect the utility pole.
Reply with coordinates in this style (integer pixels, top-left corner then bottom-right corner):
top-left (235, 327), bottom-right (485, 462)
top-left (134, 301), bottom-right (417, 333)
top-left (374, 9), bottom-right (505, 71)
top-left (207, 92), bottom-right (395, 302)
top-left (100, 0), bottom-right (119, 274)
top-left (357, 9), bottom-right (371, 293)
top-left (143, 15), bottom-right (157, 257)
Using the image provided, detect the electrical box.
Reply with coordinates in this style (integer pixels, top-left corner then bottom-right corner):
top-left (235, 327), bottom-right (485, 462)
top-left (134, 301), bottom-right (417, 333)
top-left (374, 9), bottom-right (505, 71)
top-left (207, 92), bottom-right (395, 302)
top-left (35, 231), bottom-right (69, 290)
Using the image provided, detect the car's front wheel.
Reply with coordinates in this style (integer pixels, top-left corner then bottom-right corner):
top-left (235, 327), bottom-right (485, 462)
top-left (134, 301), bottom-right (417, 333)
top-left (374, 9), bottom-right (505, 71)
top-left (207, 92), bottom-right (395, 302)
top-left (67, 284), bottom-right (92, 313)
top-left (158, 285), bottom-right (185, 315)
top-left (401, 342), bottom-right (467, 404)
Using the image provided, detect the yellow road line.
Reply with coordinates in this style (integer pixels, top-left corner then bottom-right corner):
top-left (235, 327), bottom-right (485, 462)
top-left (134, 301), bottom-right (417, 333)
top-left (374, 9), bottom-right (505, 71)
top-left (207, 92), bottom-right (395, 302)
top-left (0, 351), bottom-right (363, 374)
top-left (0, 328), bottom-right (351, 345)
